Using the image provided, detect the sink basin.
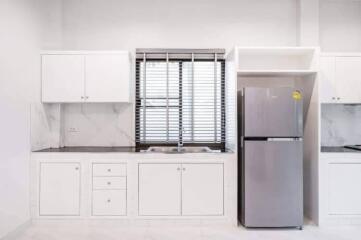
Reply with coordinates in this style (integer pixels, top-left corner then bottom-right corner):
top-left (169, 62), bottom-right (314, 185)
top-left (146, 146), bottom-right (213, 153)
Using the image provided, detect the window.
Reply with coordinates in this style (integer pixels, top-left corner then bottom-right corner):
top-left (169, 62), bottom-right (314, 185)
top-left (135, 49), bottom-right (225, 150)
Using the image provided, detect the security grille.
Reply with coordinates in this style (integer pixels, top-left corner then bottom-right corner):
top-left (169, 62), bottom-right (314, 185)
top-left (135, 49), bottom-right (225, 150)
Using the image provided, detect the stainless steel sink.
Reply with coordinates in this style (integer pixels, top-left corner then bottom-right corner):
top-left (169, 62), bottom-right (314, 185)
top-left (146, 146), bottom-right (213, 154)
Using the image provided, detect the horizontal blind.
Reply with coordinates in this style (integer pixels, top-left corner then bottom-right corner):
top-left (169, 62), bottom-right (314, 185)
top-left (135, 49), bottom-right (225, 148)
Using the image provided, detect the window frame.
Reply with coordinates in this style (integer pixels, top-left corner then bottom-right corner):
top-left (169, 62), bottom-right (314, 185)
top-left (135, 57), bottom-right (226, 151)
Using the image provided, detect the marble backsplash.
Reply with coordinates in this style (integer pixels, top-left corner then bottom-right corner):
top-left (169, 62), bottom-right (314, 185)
top-left (321, 104), bottom-right (361, 146)
top-left (31, 103), bottom-right (135, 151)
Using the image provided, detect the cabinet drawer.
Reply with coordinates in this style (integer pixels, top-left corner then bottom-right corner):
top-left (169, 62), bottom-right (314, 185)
top-left (93, 177), bottom-right (126, 190)
top-left (93, 164), bottom-right (126, 176)
top-left (92, 190), bottom-right (126, 216)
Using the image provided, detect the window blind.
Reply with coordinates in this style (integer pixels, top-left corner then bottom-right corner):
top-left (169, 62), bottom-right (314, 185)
top-left (135, 49), bottom-right (226, 149)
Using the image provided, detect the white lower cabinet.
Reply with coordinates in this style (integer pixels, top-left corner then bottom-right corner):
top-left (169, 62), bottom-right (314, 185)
top-left (138, 163), bottom-right (224, 216)
top-left (182, 164), bottom-right (224, 216)
top-left (328, 163), bottom-right (361, 215)
top-left (92, 163), bottom-right (127, 216)
top-left (138, 164), bottom-right (182, 216)
top-left (320, 154), bottom-right (361, 225)
top-left (39, 162), bottom-right (81, 216)
top-left (92, 190), bottom-right (126, 216)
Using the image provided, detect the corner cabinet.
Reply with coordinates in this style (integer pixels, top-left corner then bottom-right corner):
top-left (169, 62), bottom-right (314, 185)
top-left (320, 54), bottom-right (361, 103)
top-left (319, 153), bottom-right (361, 225)
top-left (41, 51), bottom-right (131, 103)
top-left (138, 163), bottom-right (224, 216)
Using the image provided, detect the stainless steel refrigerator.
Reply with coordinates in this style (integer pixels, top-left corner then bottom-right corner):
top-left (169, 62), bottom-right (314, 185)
top-left (238, 87), bottom-right (303, 229)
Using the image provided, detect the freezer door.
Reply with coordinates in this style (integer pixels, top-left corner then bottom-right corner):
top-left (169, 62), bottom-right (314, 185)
top-left (243, 87), bottom-right (303, 137)
top-left (243, 140), bottom-right (303, 228)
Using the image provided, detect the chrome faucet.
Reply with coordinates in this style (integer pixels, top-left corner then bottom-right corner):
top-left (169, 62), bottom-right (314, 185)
top-left (177, 140), bottom-right (183, 152)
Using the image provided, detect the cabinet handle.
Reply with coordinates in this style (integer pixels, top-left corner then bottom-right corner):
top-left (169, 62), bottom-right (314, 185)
top-left (107, 169), bottom-right (111, 172)
top-left (337, 97), bottom-right (340, 100)
top-left (107, 182), bottom-right (111, 185)
top-left (332, 97), bottom-right (335, 100)
top-left (177, 167), bottom-right (180, 171)
top-left (81, 96), bottom-right (84, 99)
top-left (107, 199), bottom-right (111, 203)
top-left (183, 168), bottom-right (186, 171)
top-left (75, 167), bottom-right (79, 170)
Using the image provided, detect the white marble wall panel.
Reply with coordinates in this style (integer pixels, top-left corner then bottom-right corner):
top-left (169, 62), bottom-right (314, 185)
top-left (61, 103), bottom-right (134, 147)
top-left (30, 103), bottom-right (62, 151)
top-left (321, 104), bottom-right (361, 146)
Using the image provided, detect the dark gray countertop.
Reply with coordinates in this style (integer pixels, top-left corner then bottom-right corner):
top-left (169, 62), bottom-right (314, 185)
top-left (321, 146), bottom-right (361, 153)
top-left (33, 146), bottom-right (232, 153)
top-left (34, 146), bottom-right (140, 153)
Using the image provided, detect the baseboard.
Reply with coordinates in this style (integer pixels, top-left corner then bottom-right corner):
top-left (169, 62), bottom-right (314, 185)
top-left (1, 220), bottom-right (31, 240)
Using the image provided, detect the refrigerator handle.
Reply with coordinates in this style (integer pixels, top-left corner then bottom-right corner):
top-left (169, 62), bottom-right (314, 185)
top-left (240, 136), bottom-right (244, 148)
top-left (267, 138), bottom-right (303, 142)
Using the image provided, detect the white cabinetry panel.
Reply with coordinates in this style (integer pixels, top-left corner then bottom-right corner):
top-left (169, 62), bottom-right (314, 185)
top-left (92, 190), bottom-right (126, 216)
top-left (85, 54), bottom-right (130, 102)
top-left (41, 52), bottom-right (130, 103)
top-left (42, 55), bottom-right (84, 102)
top-left (93, 177), bottom-right (126, 190)
top-left (328, 163), bottom-right (361, 215)
top-left (39, 163), bottom-right (80, 216)
top-left (138, 164), bottom-right (181, 216)
top-left (182, 164), bottom-right (224, 216)
top-left (320, 56), bottom-right (337, 103)
top-left (93, 163), bottom-right (127, 177)
top-left (335, 57), bottom-right (361, 103)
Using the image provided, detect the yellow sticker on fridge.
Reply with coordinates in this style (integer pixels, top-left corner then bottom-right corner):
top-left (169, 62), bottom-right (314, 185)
top-left (292, 91), bottom-right (302, 100)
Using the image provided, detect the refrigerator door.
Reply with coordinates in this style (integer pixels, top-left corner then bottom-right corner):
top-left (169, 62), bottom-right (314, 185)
top-left (243, 139), bottom-right (303, 227)
top-left (243, 87), bottom-right (303, 137)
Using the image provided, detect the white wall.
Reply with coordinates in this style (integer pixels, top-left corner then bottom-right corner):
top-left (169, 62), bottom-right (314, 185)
top-left (0, 0), bottom-right (40, 237)
top-left (61, 0), bottom-right (299, 50)
top-left (320, 0), bottom-right (361, 52)
top-left (30, 0), bottom-right (300, 148)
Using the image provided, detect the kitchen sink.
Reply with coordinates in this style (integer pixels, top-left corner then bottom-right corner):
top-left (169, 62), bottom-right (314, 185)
top-left (146, 146), bottom-right (213, 153)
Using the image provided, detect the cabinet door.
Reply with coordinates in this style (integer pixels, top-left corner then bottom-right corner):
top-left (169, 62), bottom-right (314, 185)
top-left (335, 57), bottom-right (361, 103)
top-left (85, 54), bottom-right (130, 102)
top-left (328, 163), bottom-right (361, 215)
top-left (320, 56), bottom-right (337, 103)
top-left (181, 163), bottom-right (224, 216)
top-left (39, 163), bottom-right (81, 216)
top-left (42, 55), bottom-right (85, 102)
top-left (138, 163), bottom-right (181, 216)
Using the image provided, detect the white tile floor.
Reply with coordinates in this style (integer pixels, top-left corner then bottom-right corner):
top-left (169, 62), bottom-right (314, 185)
top-left (13, 221), bottom-right (361, 240)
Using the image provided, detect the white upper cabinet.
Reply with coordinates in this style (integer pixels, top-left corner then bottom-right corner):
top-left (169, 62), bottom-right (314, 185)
top-left (335, 57), bottom-right (361, 103)
top-left (42, 51), bottom-right (131, 103)
top-left (320, 56), bottom-right (337, 103)
top-left (320, 54), bottom-right (361, 103)
top-left (42, 55), bottom-right (85, 103)
top-left (85, 54), bottom-right (130, 102)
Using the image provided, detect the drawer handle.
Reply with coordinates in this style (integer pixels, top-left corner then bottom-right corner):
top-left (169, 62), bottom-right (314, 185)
top-left (107, 182), bottom-right (111, 185)
top-left (107, 169), bottom-right (111, 172)
top-left (107, 199), bottom-right (111, 203)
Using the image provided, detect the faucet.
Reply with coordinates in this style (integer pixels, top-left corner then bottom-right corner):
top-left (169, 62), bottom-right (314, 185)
top-left (177, 140), bottom-right (183, 152)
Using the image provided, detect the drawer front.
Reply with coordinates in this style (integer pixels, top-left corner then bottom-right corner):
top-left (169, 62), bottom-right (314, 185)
top-left (93, 177), bottom-right (126, 190)
top-left (92, 190), bottom-right (126, 216)
top-left (93, 164), bottom-right (126, 177)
